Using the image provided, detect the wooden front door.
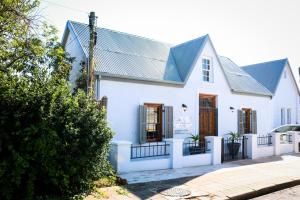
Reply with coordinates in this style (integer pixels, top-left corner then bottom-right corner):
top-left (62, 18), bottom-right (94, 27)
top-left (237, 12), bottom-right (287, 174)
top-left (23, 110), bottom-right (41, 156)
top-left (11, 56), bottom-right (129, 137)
top-left (199, 94), bottom-right (217, 139)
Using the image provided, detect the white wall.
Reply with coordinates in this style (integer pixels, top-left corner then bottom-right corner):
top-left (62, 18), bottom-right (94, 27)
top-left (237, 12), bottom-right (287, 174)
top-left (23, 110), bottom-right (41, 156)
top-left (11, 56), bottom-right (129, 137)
top-left (256, 146), bottom-right (274, 158)
top-left (271, 64), bottom-right (299, 128)
top-left (100, 40), bottom-right (272, 143)
top-left (64, 30), bottom-right (86, 89)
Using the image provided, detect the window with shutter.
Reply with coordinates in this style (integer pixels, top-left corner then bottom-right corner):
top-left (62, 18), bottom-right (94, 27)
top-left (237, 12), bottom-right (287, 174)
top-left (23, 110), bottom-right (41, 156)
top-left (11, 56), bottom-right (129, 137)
top-left (139, 105), bottom-right (147, 144)
top-left (251, 110), bottom-right (257, 134)
top-left (139, 104), bottom-right (173, 143)
top-left (163, 106), bottom-right (173, 139)
top-left (237, 109), bottom-right (244, 134)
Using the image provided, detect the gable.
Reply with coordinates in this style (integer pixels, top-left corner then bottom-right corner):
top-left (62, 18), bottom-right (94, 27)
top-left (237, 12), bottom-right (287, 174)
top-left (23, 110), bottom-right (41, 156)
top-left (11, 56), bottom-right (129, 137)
top-left (242, 59), bottom-right (287, 94)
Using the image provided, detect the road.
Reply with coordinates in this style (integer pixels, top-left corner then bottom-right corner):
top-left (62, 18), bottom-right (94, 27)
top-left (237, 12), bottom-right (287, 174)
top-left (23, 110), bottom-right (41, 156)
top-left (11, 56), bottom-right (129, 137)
top-left (252, 185), bottom-right (300, 200)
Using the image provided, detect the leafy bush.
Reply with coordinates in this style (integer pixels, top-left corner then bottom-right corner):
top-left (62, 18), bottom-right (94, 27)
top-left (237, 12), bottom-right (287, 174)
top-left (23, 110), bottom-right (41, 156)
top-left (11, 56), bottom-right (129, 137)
top-left (0, 70), bottom-right (114, 199)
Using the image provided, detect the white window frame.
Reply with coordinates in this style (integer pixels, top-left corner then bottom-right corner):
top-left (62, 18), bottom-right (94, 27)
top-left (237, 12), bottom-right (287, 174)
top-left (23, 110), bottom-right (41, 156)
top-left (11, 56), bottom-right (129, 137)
top-left (201, 57), bottom-right (213, 83)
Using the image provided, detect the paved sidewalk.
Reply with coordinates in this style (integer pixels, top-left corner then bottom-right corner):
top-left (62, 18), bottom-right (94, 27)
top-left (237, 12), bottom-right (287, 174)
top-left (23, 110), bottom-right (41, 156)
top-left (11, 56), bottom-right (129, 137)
top-left (252, 185), bottom-right (300, 200)
top-left (112, 154), bottom-right (300, 199)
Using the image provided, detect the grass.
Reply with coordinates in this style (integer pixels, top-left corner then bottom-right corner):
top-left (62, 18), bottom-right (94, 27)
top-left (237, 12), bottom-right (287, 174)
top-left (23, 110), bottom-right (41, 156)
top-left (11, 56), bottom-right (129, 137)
top-left (115, 187), bottom-right (129, 196)
top-left (93, 176), bottom-right (117, 188)
top-left (93, 188), bottom-right (109, 199)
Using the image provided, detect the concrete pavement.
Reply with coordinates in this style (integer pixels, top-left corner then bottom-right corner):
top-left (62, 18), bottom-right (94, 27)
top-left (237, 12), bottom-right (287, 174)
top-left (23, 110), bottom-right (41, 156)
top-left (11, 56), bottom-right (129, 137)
top-left (88, 154), bottom-right (300, 199)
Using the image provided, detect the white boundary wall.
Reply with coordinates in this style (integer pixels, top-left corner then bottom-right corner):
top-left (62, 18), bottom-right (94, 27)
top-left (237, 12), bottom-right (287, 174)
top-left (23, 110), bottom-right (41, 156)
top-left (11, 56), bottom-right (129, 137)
top-left (110, 137), bottom-right (221, 173)
top-left (110, 133), bottom-right (300, 173)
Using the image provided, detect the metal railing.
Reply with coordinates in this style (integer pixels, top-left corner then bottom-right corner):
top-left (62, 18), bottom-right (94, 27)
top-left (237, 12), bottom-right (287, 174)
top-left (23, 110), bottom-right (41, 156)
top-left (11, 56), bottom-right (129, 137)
top-left (130, 141), bottom-right (170, 159)
top-left (257, 134), bottom-right (272, 146)
top-left (183, 140), bottom-right (210, 156)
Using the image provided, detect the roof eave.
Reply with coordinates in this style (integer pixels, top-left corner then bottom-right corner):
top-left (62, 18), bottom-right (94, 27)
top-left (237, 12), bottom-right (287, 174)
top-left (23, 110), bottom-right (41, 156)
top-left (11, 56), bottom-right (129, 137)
top-left (98, 72), bottom-right (184, 87)
top-left (231, 89), bottom-right (273, 98)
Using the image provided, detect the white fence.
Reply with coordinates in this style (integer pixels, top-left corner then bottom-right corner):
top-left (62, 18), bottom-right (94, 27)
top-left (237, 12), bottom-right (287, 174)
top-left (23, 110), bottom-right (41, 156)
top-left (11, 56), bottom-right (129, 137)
top-left (110, 132), bottom-right (300, 173)
top-left (246, 131), bottom-right (300, 159)
top-left (110, 136), bottom-right (221, 173)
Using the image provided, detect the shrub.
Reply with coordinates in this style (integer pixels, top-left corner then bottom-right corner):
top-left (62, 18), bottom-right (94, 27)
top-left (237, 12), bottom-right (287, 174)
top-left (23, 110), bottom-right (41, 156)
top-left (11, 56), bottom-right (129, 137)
top-left (0, 70), bottom-right (114, 199)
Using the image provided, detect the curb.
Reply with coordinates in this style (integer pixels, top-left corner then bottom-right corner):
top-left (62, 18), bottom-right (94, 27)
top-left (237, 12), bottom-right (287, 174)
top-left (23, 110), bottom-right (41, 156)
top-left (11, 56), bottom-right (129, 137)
top-left (229, 179), bottom-right (300, 200)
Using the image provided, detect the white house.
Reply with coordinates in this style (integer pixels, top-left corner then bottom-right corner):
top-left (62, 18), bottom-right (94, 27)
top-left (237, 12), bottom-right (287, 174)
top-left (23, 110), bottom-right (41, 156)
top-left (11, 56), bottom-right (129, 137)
top-left (62, 20), bottom-right (300, 172)
top-left (242, 59), bottom-right (300, 128)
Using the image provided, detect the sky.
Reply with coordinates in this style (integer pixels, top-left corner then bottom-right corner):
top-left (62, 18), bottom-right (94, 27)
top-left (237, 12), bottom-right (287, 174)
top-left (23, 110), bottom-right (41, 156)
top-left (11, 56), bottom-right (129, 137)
top-left (40, 0), bottom-right (300, 80)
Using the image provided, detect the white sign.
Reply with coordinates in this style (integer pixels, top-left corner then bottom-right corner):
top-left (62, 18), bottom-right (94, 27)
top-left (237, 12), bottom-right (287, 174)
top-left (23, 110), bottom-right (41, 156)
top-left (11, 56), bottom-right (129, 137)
top-left (174, 116), bottom-right (192, 134)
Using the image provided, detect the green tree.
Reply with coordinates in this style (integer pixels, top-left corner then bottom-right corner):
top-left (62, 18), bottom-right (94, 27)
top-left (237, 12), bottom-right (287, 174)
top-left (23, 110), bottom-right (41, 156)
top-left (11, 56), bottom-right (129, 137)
top-left (0, 1), bottom-right (114, 199)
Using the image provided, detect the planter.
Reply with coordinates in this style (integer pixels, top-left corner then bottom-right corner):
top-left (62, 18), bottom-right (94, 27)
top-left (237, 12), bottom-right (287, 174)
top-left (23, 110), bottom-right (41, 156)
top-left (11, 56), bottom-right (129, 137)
top-left (227, 142), bottom-right (241, 157)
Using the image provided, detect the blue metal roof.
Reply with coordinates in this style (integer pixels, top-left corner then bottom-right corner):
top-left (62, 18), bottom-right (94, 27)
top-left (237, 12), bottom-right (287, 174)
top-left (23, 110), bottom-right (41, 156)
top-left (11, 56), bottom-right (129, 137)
top-left (242, 59), bottom-right (288, 94)
top-left (67, 21), bottom-right (210, 84)
top-left (219, 57), bottom-right (272, 96)
top-left (65, 20), bottom-right (275, 96)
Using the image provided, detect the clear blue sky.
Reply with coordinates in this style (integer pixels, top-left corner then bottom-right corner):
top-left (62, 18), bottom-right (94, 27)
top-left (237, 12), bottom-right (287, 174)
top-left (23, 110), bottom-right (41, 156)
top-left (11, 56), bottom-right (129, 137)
top-left (40, 0), bottom-right (300, 80)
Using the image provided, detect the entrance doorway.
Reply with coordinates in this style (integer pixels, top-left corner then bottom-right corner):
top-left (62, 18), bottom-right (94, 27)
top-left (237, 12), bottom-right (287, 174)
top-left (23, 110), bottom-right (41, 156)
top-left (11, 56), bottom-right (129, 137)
top-left (199, 94), bottom-right (217, 140)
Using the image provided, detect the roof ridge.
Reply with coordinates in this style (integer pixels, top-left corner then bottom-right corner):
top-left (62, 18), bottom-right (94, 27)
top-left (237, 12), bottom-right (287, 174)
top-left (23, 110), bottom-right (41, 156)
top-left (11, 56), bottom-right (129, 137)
top-left (241, 58), bottom-right (288, 68)
top-left (171, 34), bottom-right (209, 49)
top-left (69, 20), bottom-right (173, 47)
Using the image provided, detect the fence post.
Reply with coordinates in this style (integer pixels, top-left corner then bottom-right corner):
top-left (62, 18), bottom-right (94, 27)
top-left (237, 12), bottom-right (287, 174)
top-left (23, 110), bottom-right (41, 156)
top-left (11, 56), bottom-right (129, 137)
top-left (164, 138), bottom-right (184, 169)
top-left (291, 131), bottom-right (300, 153)
top-left (110, 141), bottom-right (132, 173)
top-left (271, 132), bottom-right (281, 156)
top-left (205, 136), bottom-right (222, 165)
top-left (244, 134), bottom-right (257, 159)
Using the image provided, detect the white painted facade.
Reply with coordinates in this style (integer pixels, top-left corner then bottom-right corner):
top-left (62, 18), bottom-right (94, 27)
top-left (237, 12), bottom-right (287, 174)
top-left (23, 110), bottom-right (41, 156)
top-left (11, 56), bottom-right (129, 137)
top-left (63, 24), bottom-right (300, 173)
top-left (271, 64), bottom-right (300, 128)
top-left (99, 40), bottom-right (272, 142)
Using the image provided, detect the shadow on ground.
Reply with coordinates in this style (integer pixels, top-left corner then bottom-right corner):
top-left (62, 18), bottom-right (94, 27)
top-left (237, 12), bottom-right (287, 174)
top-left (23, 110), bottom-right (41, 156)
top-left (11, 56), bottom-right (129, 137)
top-left (121, 154), bottom-right (298, 199)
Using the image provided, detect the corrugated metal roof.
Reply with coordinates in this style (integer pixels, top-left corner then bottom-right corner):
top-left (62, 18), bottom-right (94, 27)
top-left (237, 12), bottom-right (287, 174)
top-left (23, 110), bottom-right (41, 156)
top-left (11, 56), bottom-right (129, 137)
top-left (242, 59), bottom-right (287, 94)
top-left (69, 21), bottom-right (183, 83)
top-left (66, 20), bottom-right (274, 96)
top-left (219, 56), bottom-right (272, 96)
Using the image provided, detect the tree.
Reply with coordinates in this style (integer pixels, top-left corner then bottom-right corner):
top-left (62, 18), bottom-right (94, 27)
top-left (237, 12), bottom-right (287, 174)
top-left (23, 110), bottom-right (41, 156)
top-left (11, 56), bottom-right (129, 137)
top-left (0, 1), bottom-right (114, 199)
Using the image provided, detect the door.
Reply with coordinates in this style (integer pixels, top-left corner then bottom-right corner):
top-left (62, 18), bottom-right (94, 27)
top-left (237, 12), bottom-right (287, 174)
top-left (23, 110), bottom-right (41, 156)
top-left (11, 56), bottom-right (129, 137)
top-left (199, 94), bottom-right (217, 140)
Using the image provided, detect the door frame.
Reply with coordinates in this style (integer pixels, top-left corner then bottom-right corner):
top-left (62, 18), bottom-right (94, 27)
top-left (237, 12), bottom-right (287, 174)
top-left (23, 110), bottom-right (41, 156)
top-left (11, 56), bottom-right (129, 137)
top-left (199, 94), bottom-right (218, 139)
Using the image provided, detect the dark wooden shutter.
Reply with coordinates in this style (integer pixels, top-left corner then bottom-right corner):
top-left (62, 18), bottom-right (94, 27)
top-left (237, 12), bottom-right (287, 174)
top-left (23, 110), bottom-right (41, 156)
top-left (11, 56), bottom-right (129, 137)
top-left (163, 106), bottom-right (173, 138)
top-left (139, 105), bottom-right (147, 144)
top-left (214, 108), bottom-right (218, 136)
top-left (251, 110), bottom-right (257, 134)
top-left (237, 109), bottom-right (244, 134)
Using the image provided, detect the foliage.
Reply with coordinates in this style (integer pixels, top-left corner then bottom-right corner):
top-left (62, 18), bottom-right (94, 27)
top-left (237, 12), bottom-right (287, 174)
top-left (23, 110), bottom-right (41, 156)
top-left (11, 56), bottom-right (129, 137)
top-left (0, 0), bottom-right (114, 199)
top-left (189, 134), bottom-right (200, 142)
top-left (115, 187), bottom-right (129, 196)
top-left (227, 131), bottom-right (241, 140)
top-left (0, 70), bottom-right (114, 199)
top-left (0, 0), bottom-right (73, 79)
top-left (74, 61), bottom-right (88, 94)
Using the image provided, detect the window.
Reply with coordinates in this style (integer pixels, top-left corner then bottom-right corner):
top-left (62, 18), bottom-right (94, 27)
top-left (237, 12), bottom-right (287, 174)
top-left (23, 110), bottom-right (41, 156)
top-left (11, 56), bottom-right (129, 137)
top-left (202, 58), bottom-right (212, 82)
top-left (281, 108), bottom-right (286, 125)
top-left (144, 104), bottom-right (163, 142)
top-left (238, 109), bottom-right (257, 134)
top-left (287, 108), bottom-right (291, 124)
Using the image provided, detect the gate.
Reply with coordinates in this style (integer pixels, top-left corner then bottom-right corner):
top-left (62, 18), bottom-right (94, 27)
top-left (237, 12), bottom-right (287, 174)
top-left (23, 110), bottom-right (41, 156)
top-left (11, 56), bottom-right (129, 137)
top-left (221, 136), bottom-right (248, 163)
